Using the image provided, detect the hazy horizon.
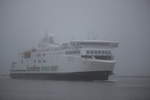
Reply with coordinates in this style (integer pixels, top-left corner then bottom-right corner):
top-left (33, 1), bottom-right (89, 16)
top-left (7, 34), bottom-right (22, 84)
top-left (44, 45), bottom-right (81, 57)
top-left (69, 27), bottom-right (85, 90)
top-left (0, 0), bottom-right (150, 76)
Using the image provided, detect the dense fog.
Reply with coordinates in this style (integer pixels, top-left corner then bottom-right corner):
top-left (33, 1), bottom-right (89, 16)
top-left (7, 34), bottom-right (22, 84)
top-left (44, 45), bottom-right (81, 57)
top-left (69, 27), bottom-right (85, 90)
top-left (0, 0), bottom-right (150, 75)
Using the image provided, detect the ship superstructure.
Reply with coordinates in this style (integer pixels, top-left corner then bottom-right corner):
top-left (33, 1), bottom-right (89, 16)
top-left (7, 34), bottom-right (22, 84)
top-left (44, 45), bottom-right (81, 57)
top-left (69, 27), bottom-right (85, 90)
top-left (10, 34), bottom-right (119, 80)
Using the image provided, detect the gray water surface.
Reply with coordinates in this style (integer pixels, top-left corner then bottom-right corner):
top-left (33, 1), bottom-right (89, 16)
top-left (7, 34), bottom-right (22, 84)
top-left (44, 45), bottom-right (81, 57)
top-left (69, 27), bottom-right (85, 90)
top-left (0, 75), bottom-right (150, 100)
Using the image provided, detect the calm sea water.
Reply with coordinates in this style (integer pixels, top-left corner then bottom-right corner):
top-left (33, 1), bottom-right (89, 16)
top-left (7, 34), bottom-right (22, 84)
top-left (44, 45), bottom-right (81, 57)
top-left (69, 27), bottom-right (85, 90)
top-left (0, 75), bottom-right (150, 100)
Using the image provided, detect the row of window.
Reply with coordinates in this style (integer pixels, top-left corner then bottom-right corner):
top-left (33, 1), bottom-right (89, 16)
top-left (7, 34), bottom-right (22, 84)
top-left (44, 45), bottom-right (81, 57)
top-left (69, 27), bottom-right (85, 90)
top-left (23, 53), bottom-right (46, 59)
top-left (41, 66), bottom-right (58, 71)
top-left (65, 50), bottom-right (80, 55)
top-left (94, 56), bottom-right (112, 60)
top-left (12, 66), bottom-right (58, 72)
top-left (34, 59), bottom-right (46, 63)
top-left (21, 59), bottom-right (46, 64)
top-left (27, 67), bottom-right (40, 71)
top-left (36, 53), bottom-right (46, 57)
top-left (81, 55), bottom-right (113, 60)
top-left (86, 50), bottom-right (111, 55)
top-left (27, 66), bottom-right (58, 71)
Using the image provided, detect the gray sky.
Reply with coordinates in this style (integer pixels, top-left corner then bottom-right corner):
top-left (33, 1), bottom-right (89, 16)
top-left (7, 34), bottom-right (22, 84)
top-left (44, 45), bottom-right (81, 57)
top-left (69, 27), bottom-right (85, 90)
top-left (0, 0), bottom-right (150, 75)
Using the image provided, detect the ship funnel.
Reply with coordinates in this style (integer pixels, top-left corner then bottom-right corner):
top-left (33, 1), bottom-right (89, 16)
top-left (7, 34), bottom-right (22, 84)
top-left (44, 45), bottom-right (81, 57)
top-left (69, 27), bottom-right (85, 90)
top-left (38, 33), bottom-right (55, 48)
top-left (48, 34), bottom-right (54, 44)
top-left (42, 34), bottom-right (55, 44)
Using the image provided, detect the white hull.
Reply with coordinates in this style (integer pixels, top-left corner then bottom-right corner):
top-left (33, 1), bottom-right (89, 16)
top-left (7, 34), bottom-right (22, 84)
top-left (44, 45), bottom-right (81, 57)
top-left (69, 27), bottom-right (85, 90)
top-left (10, 56), bottom-right (115, 80)
top-left (10, 35), bottom-right (119, 80)
top-left (11, 55), bottom-right (115, 73)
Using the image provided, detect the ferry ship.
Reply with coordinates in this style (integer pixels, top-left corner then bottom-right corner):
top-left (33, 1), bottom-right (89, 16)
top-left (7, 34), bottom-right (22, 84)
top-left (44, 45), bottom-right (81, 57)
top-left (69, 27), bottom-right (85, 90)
top-left (10, 34), bottom-right (119, 80)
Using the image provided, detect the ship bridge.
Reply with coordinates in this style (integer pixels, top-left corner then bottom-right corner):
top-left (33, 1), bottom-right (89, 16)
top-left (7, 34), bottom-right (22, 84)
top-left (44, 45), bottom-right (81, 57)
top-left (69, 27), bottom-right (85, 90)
top-left (63, 40), bottom-right (119, 60)
top-left (69, 40), bottom-right (119, 48)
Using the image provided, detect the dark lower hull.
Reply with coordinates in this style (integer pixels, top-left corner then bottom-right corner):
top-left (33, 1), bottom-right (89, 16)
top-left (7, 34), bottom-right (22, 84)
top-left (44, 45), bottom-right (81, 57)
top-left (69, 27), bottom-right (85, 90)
top-left (10, 71), bottom-right (111, 81)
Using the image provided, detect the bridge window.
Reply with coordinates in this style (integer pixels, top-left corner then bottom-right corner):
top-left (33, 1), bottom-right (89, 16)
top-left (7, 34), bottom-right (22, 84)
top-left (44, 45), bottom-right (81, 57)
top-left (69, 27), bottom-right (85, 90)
top-left (86, 50), bottom-right (90, 54)
top-left (90, 50), bottom-right (93, 54)
top-left (95, 50), bottom-right (97, 54)
top-left (86, 50), bottom-right (111, 55)
top-left (102, 50), bottom-right (105, 54)
top-left (98, 50), bottom-right (101, 54)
